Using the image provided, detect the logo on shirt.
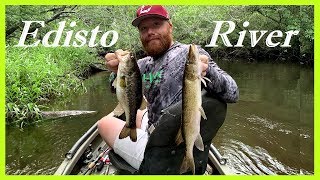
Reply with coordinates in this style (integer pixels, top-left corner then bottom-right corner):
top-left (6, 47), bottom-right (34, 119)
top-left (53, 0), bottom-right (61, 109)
top-left (142, 70), bottom-right (163, 89)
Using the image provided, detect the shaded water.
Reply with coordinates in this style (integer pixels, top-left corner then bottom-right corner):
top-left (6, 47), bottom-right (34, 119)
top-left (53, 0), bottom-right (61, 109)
top-left (5, 61), bottom-right (314, 175)
top-left (213, 61), bottom-right (314, 174)
top-left (6, 71), bottom-right (117, 175)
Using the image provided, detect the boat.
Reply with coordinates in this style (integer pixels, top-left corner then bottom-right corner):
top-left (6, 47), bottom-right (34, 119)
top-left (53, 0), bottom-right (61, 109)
top-left (55, 91), bottom-right (234, 175)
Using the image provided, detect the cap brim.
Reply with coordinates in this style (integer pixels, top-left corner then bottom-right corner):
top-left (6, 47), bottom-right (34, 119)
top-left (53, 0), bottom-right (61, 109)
top-left (132, 14), bottom-right (169, 27)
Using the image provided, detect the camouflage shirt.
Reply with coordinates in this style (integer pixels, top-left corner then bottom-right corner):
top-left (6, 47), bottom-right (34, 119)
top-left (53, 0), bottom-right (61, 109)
top-left (136, 42), bottom-right (239, 127)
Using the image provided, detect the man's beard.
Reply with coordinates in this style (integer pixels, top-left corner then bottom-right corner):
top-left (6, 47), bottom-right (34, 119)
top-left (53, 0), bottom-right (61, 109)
top-left (141, 31), bottom-right (173, 57)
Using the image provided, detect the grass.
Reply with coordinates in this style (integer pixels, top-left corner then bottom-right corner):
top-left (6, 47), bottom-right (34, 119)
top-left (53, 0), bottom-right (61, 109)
top-left (5, 45), bottom-right (99, 127)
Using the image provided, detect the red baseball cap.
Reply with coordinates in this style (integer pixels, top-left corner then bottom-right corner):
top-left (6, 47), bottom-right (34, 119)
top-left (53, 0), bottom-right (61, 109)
top-left (132, 5), bottom-right (170, 27)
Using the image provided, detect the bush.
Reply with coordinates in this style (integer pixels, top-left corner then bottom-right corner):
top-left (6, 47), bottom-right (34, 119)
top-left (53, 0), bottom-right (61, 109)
top-left (5, 46), bottom-right (98, 127)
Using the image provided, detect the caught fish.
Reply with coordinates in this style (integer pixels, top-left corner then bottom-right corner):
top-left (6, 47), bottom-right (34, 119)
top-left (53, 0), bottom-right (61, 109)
top-left (113, 50), bottom-right (145, 142)
top-left (177, 44), bottom-right (208, 174)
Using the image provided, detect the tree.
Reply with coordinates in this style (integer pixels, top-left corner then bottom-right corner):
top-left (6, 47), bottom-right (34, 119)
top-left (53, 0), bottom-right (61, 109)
top-left (6, 5), bottom-right (77, 39)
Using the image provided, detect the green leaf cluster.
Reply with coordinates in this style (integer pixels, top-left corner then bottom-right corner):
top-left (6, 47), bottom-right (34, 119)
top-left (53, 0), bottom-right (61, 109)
top-left (5, 46), bottom-right (97, 126)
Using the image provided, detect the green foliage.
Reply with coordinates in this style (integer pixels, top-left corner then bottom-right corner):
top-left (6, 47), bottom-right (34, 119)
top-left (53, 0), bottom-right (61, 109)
top-left (299, 6), bottom-right (314, 54)
top-left (6, 103), bottom-right (42, 128)
top-left (6, 5), bottom-right (313, 55)
top-left (243, 6), bottom-right (313, 55)
top-left (170, 6), bottom-right (230, 45)
top-left (6, 5), bottom-right (77, 39)
top-left (5, 46), bottom-right (97, 126)
top-left (73, 6), bottom-right (141, 52)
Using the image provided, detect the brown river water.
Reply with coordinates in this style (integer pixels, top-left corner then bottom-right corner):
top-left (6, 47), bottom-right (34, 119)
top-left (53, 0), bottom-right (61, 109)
top-left (5, 60), bottom-right (314, 175)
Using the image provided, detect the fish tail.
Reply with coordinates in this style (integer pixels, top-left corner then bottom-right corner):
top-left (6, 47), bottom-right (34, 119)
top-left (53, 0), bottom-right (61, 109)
top-left (119, 126), bottom-right (137, 142)
top-left (119, 126), bottom-right (130, 139)
top-left (180, 152), bottom-right (195, 174)
top-left (195, 133), bottom-right (204, 151)
top-left (130, 128), bottom-right (137, 142)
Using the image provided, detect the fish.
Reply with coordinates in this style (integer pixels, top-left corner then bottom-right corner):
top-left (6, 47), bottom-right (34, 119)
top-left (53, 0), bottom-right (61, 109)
top-left (113, 50), bottom-right (146, 142)
top-left (177, 44), bottom-right (208, 174)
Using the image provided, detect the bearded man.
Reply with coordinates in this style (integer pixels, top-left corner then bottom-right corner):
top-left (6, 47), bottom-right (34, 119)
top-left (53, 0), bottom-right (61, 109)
top-left (97, 5), bottom-right (239, 174)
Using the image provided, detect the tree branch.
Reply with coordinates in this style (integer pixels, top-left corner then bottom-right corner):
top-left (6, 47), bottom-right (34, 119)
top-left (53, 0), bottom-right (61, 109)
top-left (255, 8), bottom-right (281, 25)
top-left (6, 6), bottom-right (77, 38)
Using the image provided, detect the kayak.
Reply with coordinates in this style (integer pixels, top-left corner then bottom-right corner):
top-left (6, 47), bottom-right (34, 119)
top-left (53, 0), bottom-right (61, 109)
top-left (54, 122), bottom-right (233, 175)
top-left (55, 91), bottom-right (234, 175)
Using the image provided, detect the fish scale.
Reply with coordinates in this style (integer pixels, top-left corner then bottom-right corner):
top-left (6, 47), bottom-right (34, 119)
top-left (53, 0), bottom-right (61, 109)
top-left (178, 44), bottom-right (207, 174)
top-left (113, 51), bottom-right (145, 142)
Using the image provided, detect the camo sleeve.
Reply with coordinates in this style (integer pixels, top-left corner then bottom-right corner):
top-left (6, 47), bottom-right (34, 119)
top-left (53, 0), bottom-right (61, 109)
top-left (198, 47), bottom-right (239, 103)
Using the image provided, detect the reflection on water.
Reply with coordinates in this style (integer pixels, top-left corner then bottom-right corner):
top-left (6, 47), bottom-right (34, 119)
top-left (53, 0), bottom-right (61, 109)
top-left (6, 71), bottom-right (118, 174)
top-left (213, 61), bottom-right (314, 175)
top-left (6, 61), bottom-right (314, 175)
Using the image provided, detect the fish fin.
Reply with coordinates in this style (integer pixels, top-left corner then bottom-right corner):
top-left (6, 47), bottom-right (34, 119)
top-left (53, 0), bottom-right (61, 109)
top-left (203, 76), bottom-right (212, 83)
top-left (200, 76), bottom-right (207, 87)
top-left (199, 106), bottom-right (207, 120)
top-left (180, 155), bottom-right (195, 174)
top-left (139, 96), bottom-right (148, 110)
top-left (120, 76), bottom-right (126, 88)
top-left (195, 133), bottom-right (204, 151)
top-left (113, 103), bottom-right (124, 117)
top-left (175, 127), bottom-right (184, 145)
top-left (112, 78), bottom-right (117, 88)
top-left (200, 76), bottom-right (212, 87)
top-left (119, 126), bottom-right (130, 139)
top-left (130, 128), bottom-right (137, 142)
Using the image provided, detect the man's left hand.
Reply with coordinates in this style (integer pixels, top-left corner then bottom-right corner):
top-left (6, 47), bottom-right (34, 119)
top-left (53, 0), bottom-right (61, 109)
top-left (199, 55), bottom-right (209, 77)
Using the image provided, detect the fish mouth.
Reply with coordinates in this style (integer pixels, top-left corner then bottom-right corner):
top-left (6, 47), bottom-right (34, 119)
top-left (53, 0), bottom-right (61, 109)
top-left (187, 45), bottom-right (198, 64)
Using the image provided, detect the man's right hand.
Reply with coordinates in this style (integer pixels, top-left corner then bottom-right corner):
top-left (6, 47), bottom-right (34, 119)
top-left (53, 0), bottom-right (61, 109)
top-left (105, 49), bottom-right (129, 74)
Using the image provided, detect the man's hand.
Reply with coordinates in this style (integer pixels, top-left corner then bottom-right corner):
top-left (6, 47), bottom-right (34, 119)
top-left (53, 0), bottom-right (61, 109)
top-left (105, 49), bottom-right (129, 74)
top-left (199, 55), bottom-right (209, 77)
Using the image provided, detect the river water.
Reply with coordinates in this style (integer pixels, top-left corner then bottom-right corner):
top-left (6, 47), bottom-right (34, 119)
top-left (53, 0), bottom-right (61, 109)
top-left (5, 60), bottom-right (314, 175)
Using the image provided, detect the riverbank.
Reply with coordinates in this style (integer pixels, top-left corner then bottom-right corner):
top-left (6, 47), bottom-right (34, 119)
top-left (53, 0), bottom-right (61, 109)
top-left (204, 45), bottom-right (313, 67)
top-left (5, 43), bottom-right (313, 128)
top-left (5, 46), bottom-right (105, 127)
